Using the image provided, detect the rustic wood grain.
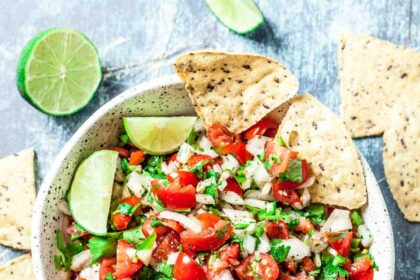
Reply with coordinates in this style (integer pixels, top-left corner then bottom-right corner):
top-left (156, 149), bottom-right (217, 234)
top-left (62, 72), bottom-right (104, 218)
top-left (0, 0), bottom-right (418, 278)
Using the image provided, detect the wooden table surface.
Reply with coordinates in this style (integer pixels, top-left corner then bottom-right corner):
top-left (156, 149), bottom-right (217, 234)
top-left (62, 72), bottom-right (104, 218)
top-left (0, 0), bottom-right (418, 279)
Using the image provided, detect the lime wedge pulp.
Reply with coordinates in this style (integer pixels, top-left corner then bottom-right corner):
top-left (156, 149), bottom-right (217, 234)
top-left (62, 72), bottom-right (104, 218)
top-left (124, 116), bottom-right (197, 155)
top-left (69, 150), bottom-right (118, 235)
top-left (205, 0), bottom-right (264, 34)
top-left (16, 28), bottom-right (102, 116)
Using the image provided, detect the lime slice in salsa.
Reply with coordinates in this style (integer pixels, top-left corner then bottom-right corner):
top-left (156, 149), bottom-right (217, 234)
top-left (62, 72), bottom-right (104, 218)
top-left (16, 28), bottom-right (102, 116)
top-left (124, 117), bottom-right (197, 155)
top-left (205, 0), bottom-right (264, 34)
top-left (69, 150), bottom-right (118, 235)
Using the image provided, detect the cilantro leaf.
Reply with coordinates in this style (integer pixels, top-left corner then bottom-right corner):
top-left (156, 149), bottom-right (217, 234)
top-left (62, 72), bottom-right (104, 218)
top-left (150, 218), bottom-right (164, 227)
top-left (216, 223), bottom-right (231, 239)
top-left (269, 239), bottom-right (290, 262)
top-left (105, 272), bottom-right (115, 280)
top-left (138, 266), bottom-right (172, 280)
top-left (116, 202), bottom-right (133, 216)
top-left (278, 136), bottom-right (287, 147)
top-left (87, 236), bottom-right (117, 264)
top-left (319, 257), bottom-right (349, 280)
top-left (55, 230), bottom-right (84, 270)
top-left (143, 156), bottom-right (166, 179)
top-left (285, 159), bottom-right (303, 182)
top-left (307, 204), bottom-right (326, 224)
top-left (158, 261), bottom-right (174, 277)
top-left (204, 183), bottom-right (217, 199)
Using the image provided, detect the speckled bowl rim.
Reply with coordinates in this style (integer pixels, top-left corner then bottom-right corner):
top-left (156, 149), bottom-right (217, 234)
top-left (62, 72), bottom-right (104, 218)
top-left (32, 74), bottom-right (395, 279)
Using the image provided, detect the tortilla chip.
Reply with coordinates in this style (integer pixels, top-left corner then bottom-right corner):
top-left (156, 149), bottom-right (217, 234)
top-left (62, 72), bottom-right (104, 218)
top-left (174, 51), bottom-right (299, 133)
top-left (383, 99), bottom-right (420, 221)
top-left (339, 33), bottom-right (420, 137)
top-left (0, 254), bottom-right (34, 279)
top-left (274, 94), bottom-right (367, 209)
top-left (0, 149), bottom-right (36, 250)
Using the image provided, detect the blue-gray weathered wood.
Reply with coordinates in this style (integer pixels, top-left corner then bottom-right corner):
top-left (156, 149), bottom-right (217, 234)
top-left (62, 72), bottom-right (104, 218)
top-left (0, 0), bottom-right (418, 278)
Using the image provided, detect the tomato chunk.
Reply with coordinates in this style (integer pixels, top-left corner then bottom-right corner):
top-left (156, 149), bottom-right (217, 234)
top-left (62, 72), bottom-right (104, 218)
top-left (129, 150), bottom-right (145, 165)
top-left (208, 244), bottom-right (240, 272)
top-left (346, 257), bottom-right (374, 280)
top-left (208, 125), bottom-right (235, 148)
top-left (112, 196), bottom-right (140, 231)
top-left (301, 257), bottom-right (316, 272)
top-left (167, 171), bottom-right (199, 188)
top-left (142, 214), bottom-right (170, 238)
top-left (272, 185), bottom-right (301, 206)
top-left (220, 141), bottom-right (253, 164)
top-left (106, 146), bottom-right (130, 158)
top-left (265, 220), bottom-right (290, 240)
top-left (236, 253), bottom-right (279, 280)
top-left (174, 252), bottom-right (207, 280)
top-left (243, 118), bottom-right (279, 140)
top-left (187, 154), bottom-right (214, 169)
top-left (152, 231), bottom-right (181, 262)
top-left (99, 257), bottom-right (116, 280)
top-left (224, 177), bottom-right (244, 196)
top-left (152, 180), bottom-right (196, 210)
top-left (181, 220), bottom-right (232, 252)
top-left (294, 217), bottom-right (314, 234)
top-left (195, 212), bottom-right (221, 228)
top-left (114, 240), bottom-right (142, 279)
top-left (325, 231), bottom-right (353, 257)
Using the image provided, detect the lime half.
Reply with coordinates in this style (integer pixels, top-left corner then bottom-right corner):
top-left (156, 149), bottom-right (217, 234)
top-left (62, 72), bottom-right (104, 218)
top-left (69, 150), bottom-right (118, 235)
top-left (124, 117), bottom-right (197, 155)
top-left (17, 28), bottom-right (102, 116)
top-left (205, 0), bottom-right (264, 34)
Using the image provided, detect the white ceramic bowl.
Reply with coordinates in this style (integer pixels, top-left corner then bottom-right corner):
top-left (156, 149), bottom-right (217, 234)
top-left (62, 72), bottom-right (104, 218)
top-left (32, 75), bottom-right (395, 279)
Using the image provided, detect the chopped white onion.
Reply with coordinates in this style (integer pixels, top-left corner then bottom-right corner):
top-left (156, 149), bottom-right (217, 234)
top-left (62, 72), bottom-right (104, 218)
top-left (161, 161), bottom-right (178, 174)
top-left (310, 231), bottom-right (328, 253)
top-left (126, 172), bottom-right (150, 196)
top-left (246, 136), bottom-right (270, 156)
top-left (136, 247), bottom-right (154, 266)
top-left (261, 182), bottom-right (272, 195)
top-left (283, 239), bottom-right (311, 260)
top-left (244, 198), bottom-right (268, 209)
top-left (221, 191), bottom-right (245, 205)
top-left (57, 200), bottom-right (71, 216)
top-left (219, 269), bottom-right (235, 280)
top-left (254, 164), bottom-right (272, 186)
top-left (257, 234), bottom-right (271, 253)
top-left (196, 177), bottom-right (216, 193)
top-left (167, 252), bottom-right (180, 265)
top-left (314, 253), bottom-right (322, 267)
top-left (71, 250), bottom-right (92, 271)
top-left (177, 143), bottom-right (195, 164)
top-left (222, 208), bottom-right (255, 224)
top-left (212, 163), bottom-right (222, 173)
top-left (297, 175), bottom-right (316, 189)
top-left (196, 136), bottom-right (219, 158)
top-left (358, 225), bottom-right (373, 247)
top-left (328, 247), bottom-right (338, 256)
top-left (243, 234), bottom-right (257, 255)
top-left (300, 188), bottom-right (311, 208)
top-left (126, 248), bottom-right (137, 259)
top-left (194, 119), bottom-right (205, 132)
top-left (241, 178), bottom-right (252, 190)
top-left (321, 209), bottom-right (352, 233)
top-left (196, 194), bottom-right (216, 205)
top-left (158, 211), bottom-right (203, 233)
top-left (244, 190), bottom-right (276, 201)
top-left (76, 264), bottom-right (99, 280)
top-left (221, 154), bottom-right (240, 173)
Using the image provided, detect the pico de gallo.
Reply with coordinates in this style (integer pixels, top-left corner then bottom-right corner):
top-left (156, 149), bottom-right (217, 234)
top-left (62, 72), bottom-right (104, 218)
top-left (55, 117), bottom-right (377, 280)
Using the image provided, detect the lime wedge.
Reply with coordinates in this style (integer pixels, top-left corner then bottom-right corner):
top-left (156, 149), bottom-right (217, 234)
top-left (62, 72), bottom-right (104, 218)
top-left (69, 150), bottom-right (118, 235)
top-left (205, 0), bottom-right (264, 34)
top-left (17, 28), bottom-right (102, 116)
top-left (124, 117), bottom-right (197, 155)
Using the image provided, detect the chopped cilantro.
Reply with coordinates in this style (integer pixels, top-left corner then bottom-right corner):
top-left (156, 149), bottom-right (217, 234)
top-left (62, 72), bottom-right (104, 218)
top-left (87, 236), bottom-right (117, 264)
top-left (137, 232), bottom-right (156, 250)
top-left (269, 239), bottom-right (290, 262)
top-left (253, 222), bottom-right (265, 238)
top-left (187, 129), bottom-right (198, 146)
top-left (138, 266), bottom-right (172, 280)
top-left (278, 136), bottom-right (287, 147)
top-left (216, 223), bottom-right (231, 239)
top-left (143, 155), bottom-right (166, 179)
top-left (158, 260), bottom-right (174, 277)
top-left (332, 255), bottom-right (346, 266)
top-left (307, 204), bottom-right (326, 224)
top-left (189, 161), bottom-right (206, 178)
top-left (119, 134), bottom-right (129, 146)
top-left (115, 202), bottom-right (134, 216)
top-left (209, 207), bottom-right (221, 217)
top-left (55, 230), bottom-right (84, 270)
top-left (105, 272), bottom-right (115, 280)
top-left (285, 159), bottom-right (303, 182)
top-left (234, 165), bottom-right (247, 183)
top-left (235, 223), bottom-right (251, 230)
top-left (204, 183), bottom-right (217, 199)
top-left (122, 225), bottom-right (145, 245)
top-left (319, 257), bottom-right (349, 279)
top-left (205, 169), bottom-right (220, 181)
top-left (150, 218), bottom-right (164, 227)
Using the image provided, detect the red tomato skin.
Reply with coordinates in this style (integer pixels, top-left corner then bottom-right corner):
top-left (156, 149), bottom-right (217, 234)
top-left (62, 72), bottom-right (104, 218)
top-left (272, 185), bottom-right (301, 206)
top-left (220, 142), bottom-right (253, 165)
top-left (243, 118), bottom-right (279, 140)
top-left (99, 257), bottom-right (116, 280)
top-left (347, 257), bottom-right (373, 279)
top-left (224, 177), bottom-right (244, 196)
top-left (167, 171), bottom-right (199, 188)
top-left (187, 154), bottom-right (214, 169)
top-left (163, 219), bottom-right (184, 233)
top-left (236, 253), bottom-right (280, 280)
top-left (351, 267), bottom-right (374, 280)
top-left (195, 212), bottom-right (221, 228)
top-left (114, 240), bottom-right (143, 279)
top-left (65, 222), bottom-right (91, 238)
top-left (152, 230), bottom-right (181, 262)
top-left (174, 252), bottom-right (207, 280)
top-left (129, 150), bottom-right (145, 165)
top-left (107, 147), bottom-right (130, 158)
top-left (265, 220), bottom-right (290, 240)
top-left (208, 125), bottom-right (235, 148)
top-left (325, 231), bottom-right (353, 257)
top-left (301, 257), bottom-right (316, 272)
top-left (180, 220), bottom-right (232, 252)
top-left (155, 182), bottom-right (197, 210)
top-left (112, 196), bottom-right (140, 231)
top-left (142, 214), bottom-right (170, 238)
top-left (294, 218), bottom-right (314, 234)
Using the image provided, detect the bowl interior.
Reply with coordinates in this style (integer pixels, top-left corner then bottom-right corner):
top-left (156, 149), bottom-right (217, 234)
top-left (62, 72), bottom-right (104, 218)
top-left (32, 76), bottom-right (394, 279)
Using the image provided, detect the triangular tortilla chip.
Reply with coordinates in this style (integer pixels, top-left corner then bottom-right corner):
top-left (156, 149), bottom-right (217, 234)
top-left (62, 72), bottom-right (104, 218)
top-left (274, 94), bottom-right (367, 209)
top-left (0, 254), bottom-right (34, 279)
top-left (0, 149), bottom-right (36, 250)
top-left (383, 99), bottom-right (420, 221)
top-left (174, 51), bottom-right (299, 133)
top-left (339, 33), bottom-right (420, 137)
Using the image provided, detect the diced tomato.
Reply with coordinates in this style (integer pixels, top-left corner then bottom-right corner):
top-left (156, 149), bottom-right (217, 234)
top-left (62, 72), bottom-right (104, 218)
top-left (167, 153), bottom-right (179, 165)
top-left (163, 219), bottom-right (184, 233)
top-left (236, 253), bottom-right (279, 280)
top-left (152, 231), bottom-right (181, 262)
top-left (142, 214), bottom-right (169, 238)
top-left (325, 231), bottom-right (353, 257)
top-left (106, 146), bottom-right (130, 158)
top-left (187, 154), bottom-right (214, 169)
top-left (346, 257), bottom-right (373, 280)
top-left (174, 252), bottom-right (207, 280)
top-left (195, 212), bottom-right (221, 228)
top-left (129, 150), bottom-right (145, 165)
top-left (167, 171), bottom-right (199, 188)
top-left (114, 240), bottom-right (142, 279)
top-left (220, 141), bottom-right (253, 164)
top-left (284, 260), bottom-right (297, 274)
top-left (208, 125), bottom-right (235, 148)
top-left (265, 220), bottom-right (290, 240)
top-left (181, 220), bottom-right (232, 252)
top-left (224, 177), bottom-right (244, 196)
top-left (271, 150), bottom-right (299, 177)
top-left (208, 244), bottom-right (240, 272)
top-left (243, 118), bottom-right (279, 140)
top-left (99, 257), bottom-right (116, 280)
top-left (153, 180), bottom-right (196, 210)
top-left (301, 257), bottom-right (316, 272)
top-left (294, 217), bottom-right (314, 234)
top-left (112, 196), bottom-right (140, 231)
top-left (272, 185), bottom-right (301, 206)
